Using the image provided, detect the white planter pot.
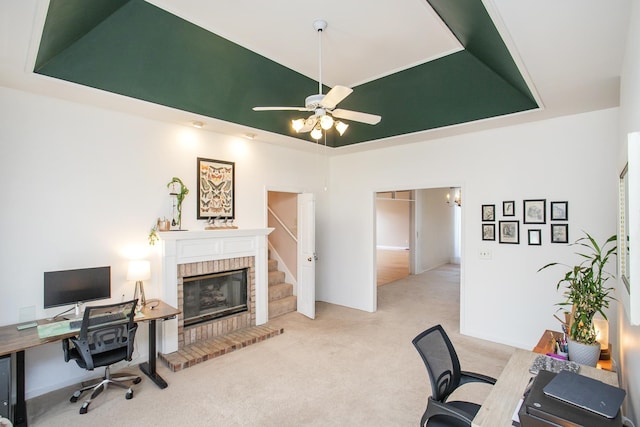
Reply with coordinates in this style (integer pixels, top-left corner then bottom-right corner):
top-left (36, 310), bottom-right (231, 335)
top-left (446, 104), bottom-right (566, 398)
top-left (567, 339), bottom-right (600, 367)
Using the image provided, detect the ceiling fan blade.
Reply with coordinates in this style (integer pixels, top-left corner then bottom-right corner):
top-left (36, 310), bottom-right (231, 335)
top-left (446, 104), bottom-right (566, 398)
top-left (299, 116), bottom-right (317, 133)
top-left (320, 85), bottom-right (353, 109)
top-left (332, 109), bottom-right (381, 125)
top-left (253, 106), bottom-right (310, 112)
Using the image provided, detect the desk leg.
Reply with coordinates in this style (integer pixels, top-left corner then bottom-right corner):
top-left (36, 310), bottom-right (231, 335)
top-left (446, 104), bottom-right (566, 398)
top-left (139, 319), bottom-right (168, 389)
top-left (14, 351), bottom-right (27, 426)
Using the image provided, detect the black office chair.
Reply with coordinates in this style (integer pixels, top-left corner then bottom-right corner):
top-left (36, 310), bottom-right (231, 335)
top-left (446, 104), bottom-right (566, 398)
top-left (412, 324), bottom-right (496, 427)
top-left (62, 299), bottom-right (141, 414)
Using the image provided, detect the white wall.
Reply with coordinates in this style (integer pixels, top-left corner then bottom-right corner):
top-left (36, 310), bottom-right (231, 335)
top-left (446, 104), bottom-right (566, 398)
top-left (617, 0), bottom-right (640, 421)
top-left (0, 86), bottom-right (326, 398)
top-left (376, 197), bottom-right (410, 249)
top-left (323, 109), bottom-right (619, 353)
top-left (417, 188), bottom-right (456, 271)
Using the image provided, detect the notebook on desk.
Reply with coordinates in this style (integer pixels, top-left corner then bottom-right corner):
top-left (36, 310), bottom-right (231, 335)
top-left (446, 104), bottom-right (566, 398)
top-left (542, 370), bottom-right (626, 419)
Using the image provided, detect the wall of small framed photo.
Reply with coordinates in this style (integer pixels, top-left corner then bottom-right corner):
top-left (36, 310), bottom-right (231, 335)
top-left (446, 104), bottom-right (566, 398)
top-left (481, 199), bottom-right (569, 245)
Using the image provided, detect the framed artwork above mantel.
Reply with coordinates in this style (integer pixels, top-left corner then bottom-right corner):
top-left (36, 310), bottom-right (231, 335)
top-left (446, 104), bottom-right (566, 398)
top-left (197, 158), bottom-right (235, 220)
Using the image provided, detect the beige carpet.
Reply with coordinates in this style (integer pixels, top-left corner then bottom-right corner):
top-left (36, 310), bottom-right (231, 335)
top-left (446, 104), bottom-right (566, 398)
top-left (27, 264), bottom-right (514, 427)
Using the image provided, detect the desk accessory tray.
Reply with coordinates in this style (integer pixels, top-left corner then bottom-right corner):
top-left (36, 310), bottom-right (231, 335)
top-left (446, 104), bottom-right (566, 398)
top-left (529, 354), bottom-right (580, 375)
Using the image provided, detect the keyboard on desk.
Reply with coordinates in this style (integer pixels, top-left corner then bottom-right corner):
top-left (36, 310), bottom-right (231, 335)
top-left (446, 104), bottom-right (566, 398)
top-left (69, 312), bottom-right (127, 329)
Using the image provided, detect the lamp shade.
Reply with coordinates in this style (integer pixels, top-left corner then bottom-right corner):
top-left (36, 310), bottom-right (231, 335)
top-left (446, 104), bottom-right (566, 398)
top-left (127, 260), bottom-right (150, 281)
top-left (593, 316), bottom-right (609, 350)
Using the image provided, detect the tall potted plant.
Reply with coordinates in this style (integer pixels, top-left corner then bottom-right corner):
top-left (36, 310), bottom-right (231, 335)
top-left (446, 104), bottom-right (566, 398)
top-left (538, 232), bottom-right (617, 366)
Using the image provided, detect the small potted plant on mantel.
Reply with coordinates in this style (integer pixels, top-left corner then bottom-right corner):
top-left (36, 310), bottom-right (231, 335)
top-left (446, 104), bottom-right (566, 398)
top-left (538, 232), bottom-right (617, 367)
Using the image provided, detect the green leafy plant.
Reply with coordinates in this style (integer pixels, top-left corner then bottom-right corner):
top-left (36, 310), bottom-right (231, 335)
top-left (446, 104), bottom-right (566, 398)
top-left (148, 224), bottom-right (159, 245)
top-left (538, 232), bottom-right (617, 344)
top-left (168, 177), bottom-right (189, 228)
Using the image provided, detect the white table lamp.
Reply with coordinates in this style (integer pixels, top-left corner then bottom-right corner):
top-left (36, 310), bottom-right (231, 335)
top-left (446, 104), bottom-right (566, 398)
top-left (127, 260), bottom-right (150, 308)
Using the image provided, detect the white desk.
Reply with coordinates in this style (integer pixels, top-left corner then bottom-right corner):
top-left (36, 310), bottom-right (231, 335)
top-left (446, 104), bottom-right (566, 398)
top-left (472, 348), bottom-right (618, 426)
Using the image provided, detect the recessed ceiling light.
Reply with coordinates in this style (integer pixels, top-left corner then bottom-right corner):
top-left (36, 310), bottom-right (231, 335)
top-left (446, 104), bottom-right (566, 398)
top-left (191, 121), bottom-right (204, 128)
top-left (244, 133), bottom-right (256, 140)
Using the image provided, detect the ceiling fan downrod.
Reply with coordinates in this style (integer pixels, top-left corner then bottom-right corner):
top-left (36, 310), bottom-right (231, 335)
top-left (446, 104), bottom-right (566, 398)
top-left (314, 19), bottom-right (327, 96)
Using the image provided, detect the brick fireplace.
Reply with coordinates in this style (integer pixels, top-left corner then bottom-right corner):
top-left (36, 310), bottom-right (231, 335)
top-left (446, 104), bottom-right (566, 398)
top-left (157, 229), bottom-right (273, 354)
top-left (177, 256), bottom-right (254, 348)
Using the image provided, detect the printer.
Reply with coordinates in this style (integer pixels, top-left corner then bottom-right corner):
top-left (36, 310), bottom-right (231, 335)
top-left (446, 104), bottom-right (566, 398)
top-left (518, 370), bottom-right (623, 427)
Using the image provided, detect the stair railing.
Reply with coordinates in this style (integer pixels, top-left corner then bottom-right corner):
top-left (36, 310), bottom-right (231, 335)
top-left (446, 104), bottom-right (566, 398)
top-left (267, 206), bottom-right (297, 243)
top-left (267, 205), bottom-right (298, 286)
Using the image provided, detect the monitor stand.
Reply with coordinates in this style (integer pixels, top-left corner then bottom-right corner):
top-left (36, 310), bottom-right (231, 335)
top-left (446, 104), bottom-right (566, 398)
top-left (63, 302), bottom-right (84, 320)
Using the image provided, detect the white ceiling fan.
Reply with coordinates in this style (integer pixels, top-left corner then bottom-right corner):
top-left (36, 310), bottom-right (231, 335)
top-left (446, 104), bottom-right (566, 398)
top-left (252, 19), bottom-right (381, 140)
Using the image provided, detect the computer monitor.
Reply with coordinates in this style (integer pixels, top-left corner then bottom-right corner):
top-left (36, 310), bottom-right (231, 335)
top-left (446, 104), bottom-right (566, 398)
top-left (43, 266), bottom-right (111, 315)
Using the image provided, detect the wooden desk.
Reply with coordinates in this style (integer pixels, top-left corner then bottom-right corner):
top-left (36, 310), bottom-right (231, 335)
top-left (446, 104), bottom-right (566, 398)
top-left (0, 300), bottom-right (179, 426)
top-left (472, 348), bottom-right (618, 427)
top-left (533, 329), bottom-right (612, 371)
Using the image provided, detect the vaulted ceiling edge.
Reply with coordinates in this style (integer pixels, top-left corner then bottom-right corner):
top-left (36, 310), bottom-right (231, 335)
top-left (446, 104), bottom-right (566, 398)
top-left (34, 0), bottom-right (538, 147)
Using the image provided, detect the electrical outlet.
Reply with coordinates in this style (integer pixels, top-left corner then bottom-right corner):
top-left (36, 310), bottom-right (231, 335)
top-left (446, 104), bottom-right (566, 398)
top-left (479, 249), bottom-right (492, 260)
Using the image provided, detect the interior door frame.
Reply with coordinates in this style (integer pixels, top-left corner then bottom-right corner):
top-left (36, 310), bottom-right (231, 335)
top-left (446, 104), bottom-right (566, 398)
top-left (264, 185), bottom-right (315, 318)
top-left (373, 185), bottom-right (464, 318)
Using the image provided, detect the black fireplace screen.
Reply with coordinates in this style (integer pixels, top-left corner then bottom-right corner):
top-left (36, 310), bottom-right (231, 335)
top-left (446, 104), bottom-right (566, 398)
top-left (183, 268), bottom-right (248, 326)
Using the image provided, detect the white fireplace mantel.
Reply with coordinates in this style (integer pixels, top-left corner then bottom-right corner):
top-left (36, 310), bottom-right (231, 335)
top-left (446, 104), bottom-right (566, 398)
top-left (157, 228), bottom-right (273, 353)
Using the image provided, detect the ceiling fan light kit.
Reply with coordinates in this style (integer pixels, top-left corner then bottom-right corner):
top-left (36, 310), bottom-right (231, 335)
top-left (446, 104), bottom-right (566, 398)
top-left (252, 19), bottom-right (381, 141)
top-left (335, 121), bottom-right (348, 135)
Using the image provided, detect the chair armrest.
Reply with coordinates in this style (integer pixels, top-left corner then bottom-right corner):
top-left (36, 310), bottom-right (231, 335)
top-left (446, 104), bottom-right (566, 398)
top-left (424, 397), bottom-right (474, 426)
top-left (460, 371), bottom-right (497, 386)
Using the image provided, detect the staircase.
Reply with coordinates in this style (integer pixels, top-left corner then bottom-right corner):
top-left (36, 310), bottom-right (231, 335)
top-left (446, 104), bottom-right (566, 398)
top-left (268, 258), bottom-right (297, 318)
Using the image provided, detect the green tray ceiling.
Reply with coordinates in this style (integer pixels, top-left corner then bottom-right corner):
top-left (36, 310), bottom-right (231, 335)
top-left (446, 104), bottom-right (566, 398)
top-left (35, 0), bottom-right (538, 148)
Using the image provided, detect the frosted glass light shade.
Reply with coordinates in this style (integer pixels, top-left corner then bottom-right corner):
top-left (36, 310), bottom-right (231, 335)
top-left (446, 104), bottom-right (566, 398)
top-left (335, 121), bottom-right (349, 135)
top-left (320, 115), bottom-right (334, 130)
top-left (310, 127), bottom-right (322, 140)
top-left (291, 119), bottom-right (305, 132)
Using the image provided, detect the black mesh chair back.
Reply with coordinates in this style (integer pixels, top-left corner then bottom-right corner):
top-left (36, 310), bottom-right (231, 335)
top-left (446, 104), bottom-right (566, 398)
top-left (412, 324), bottom-right (462, 403)
top-left (63, 299), bottom-right (140, 414)
top-left (412, 324), bottom-right (496, 426)
top-left (66, 299), bottom-right (137, 369)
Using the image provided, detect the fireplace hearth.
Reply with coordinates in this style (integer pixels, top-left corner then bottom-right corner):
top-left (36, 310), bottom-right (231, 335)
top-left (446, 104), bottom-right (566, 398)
top-left (183, 268), bottom-right (248, 327)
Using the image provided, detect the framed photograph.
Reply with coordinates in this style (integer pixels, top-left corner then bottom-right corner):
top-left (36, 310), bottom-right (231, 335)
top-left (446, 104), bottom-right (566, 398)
top-left (528, 229), bottom-right (542, 246)
top-left (482, 204), bottom-right (495, 221)
top-left (482, 224), bottom-right (495, 241)
top-left (503, 201), bottom-right (515, 217)
top-left (551, 224), bottom-right (569, 243)
top-left (499, 220), bottom-right (520, 244)
top-left (550, 201), bottom-right (568, 221)
top-left (523, 199), bottom-right (546, 224)
top-left (197, 157), bottom-right (235, 219)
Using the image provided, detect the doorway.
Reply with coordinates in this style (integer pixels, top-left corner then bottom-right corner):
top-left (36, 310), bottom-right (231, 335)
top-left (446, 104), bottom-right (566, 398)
top-left (375, 187), bottom-right (461, 293)
top-left (267, 190), bottom-right (316, 319)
